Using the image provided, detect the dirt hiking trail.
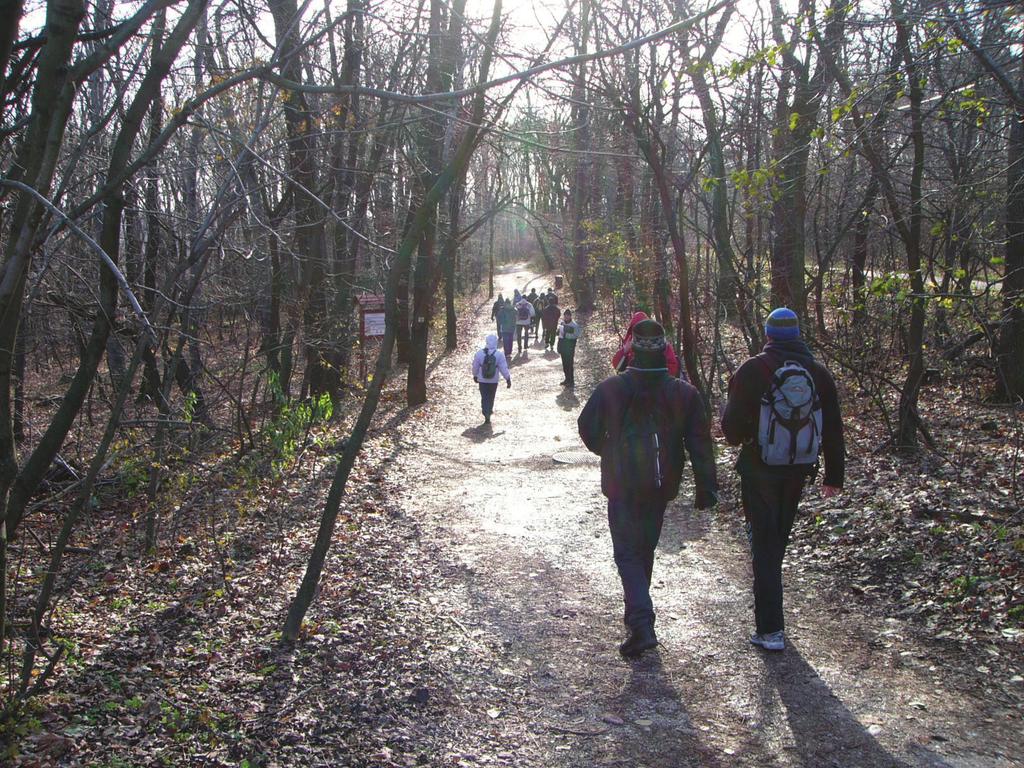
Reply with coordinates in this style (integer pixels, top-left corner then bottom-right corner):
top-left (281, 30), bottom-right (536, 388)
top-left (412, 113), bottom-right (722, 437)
top-left (379, 265), bottom-right (1021, 768)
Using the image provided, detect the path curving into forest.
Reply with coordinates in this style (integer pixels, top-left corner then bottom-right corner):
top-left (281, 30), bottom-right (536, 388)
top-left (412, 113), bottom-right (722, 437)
top-left (383, 264), bottom-right (1021, 768)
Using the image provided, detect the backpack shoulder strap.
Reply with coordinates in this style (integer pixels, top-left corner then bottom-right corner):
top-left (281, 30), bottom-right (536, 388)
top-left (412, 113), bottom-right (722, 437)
top-left (616, 373), bottom-right (639, 436)
top-left (754, 354), bottom-right (782, 400)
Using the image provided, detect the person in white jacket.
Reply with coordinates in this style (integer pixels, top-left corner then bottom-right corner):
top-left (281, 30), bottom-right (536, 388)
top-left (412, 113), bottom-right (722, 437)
top-left (472, 334), bottom-right (512, 424)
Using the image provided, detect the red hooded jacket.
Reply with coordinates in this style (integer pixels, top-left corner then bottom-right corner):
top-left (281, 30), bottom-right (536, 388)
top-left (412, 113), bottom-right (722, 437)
top-left (612, 311), bottom-right (681, 378)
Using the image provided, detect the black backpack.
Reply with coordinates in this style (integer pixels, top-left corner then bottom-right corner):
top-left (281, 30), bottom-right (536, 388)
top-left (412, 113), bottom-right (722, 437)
top-left (609, 377), bottom-right (670, 494)
top-left (481, 348), bottom-right (497, 379)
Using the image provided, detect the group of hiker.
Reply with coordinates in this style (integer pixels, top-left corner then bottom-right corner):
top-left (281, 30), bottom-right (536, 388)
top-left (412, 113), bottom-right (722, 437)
top-left (474, 287), bottom-right (580, 424)
top-left (473, 288), bottom-right (845, 660)
top-left (579, 307), bottom-right (844, 657)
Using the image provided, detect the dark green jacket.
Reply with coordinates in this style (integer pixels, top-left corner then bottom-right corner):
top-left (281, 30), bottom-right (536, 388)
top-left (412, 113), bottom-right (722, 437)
top-left (497, 306), bottom-right (517, 335)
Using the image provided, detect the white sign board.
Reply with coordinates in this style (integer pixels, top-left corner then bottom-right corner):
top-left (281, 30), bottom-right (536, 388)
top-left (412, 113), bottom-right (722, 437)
top-left (363, 311), bottom-right (386, 337)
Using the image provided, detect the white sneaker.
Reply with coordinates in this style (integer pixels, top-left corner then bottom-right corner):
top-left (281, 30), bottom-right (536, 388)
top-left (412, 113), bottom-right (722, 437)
top-left (750, 631), bottom-right (785, 651)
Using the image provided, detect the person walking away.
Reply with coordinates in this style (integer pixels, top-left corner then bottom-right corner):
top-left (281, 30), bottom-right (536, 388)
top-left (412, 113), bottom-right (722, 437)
top-left (557, 309), bottom-right (580, 386)
top-left (578, 319), bottom-right (718, 657)
top-left (721, 307), bottom-right (844, 652)
top-left (541, 297), bottom-right (561, 351)
top-left (531, 290), bottom-right (544, 344)
top-left (515, 294), bottom-right (535, 353)
top-left (613, 311), bottom-right (683, 379)
top-left (472, 334), bottom-right (512, 424)
top-left (491, 293), bottom-right (504, 336)
top-left (497, 298), bottom-right (516, 357)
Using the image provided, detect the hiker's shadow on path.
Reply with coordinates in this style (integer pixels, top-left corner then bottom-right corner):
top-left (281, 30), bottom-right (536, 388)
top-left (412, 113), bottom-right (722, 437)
top-left (555, 389), bottom-right (579, 410)
top-left (601, 651), bottom-right (726, 768)
top-left (462, 423), bottom-right (504, 442)
top-left (508, 353), bottom-right (530, 368)
top-left (758, 645), bottom-right (924, 768)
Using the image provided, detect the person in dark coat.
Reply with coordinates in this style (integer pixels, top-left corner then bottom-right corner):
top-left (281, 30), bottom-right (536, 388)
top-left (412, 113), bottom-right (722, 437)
top-left (541, 297), bottom-right (561, 351)
top-left (578, 319), bottom-right (718, 657)
top-left (556, 309), bottom-right (580, 386)
top-left (530, 290), bottom-right (544, 343)
top-left (721, 307), bottom-right (844, 652)
top-left (491, 293), bottom-right (504, 335)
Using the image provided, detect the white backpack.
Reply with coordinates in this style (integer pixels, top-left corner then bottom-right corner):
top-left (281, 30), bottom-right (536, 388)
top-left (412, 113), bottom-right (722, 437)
top-left (758, 360), bottom-right (822, 466)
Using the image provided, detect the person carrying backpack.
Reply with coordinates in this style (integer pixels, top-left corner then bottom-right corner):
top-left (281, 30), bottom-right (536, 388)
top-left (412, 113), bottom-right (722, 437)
top-left (531, 291), bottom-right (544, 343)
top-left (472, 334), bottom-right (511, 424)
top-left (497, 298), bottom-right (516, 357)
top-left (556, 309), bottom-right (580, 387)
top-left (578, 319), bottom-right (718, 657)
top-left (721, 307), bottom-right (844, 652)
top-left (515, 295), bottom-right (535, 353)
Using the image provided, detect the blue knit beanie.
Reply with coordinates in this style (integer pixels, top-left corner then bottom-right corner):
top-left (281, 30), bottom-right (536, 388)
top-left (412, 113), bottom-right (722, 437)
top-left (765, 307), bottom-right (800, 340)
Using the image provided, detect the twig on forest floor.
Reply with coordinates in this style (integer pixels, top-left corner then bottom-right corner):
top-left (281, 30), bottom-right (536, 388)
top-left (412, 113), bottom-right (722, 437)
top-left (447, 615), bottom-right (487, 649)
top-left (547, 724), bottom-right (611, 736)
top-left (244, 685), bottom-right (316, 726)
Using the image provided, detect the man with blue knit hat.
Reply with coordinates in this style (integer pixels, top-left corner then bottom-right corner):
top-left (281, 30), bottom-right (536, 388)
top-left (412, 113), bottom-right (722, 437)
top-left (579, 319), bottom-right (718, 658)
top-left (721, 308), bottom-right (845, 651)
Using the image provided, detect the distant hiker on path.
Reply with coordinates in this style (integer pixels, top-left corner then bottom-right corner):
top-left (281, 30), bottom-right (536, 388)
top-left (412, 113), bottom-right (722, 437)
top-left (541, 296), bottom-right (561, 352)
top-left (613, 311), bottom-right (682, 379)
top-left (556, 309), bottom-right (580, 387)
top-left (491, 293), bottom-right (504, 335)
top-left (497, 298), bottom-right (516, 357)
top-left (578, 319), bottom-right (718, 657)
top-left (472, 334), bottom-right (511, 424)
top-left (515, 293), bottom-right (536, 353)
top-left (531, 290), bottom-right (544, 343)
top-left (721, 307), bottom-right (845, 652)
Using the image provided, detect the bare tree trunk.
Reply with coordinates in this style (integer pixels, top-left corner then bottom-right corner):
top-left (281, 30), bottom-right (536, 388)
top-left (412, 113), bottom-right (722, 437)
top-left (685, 11), bottom-right (740, 320)
top-left (2, 0), bottom-right (205, 539)
top-left (283, 0), bottom-right (503, 641)
top-left (893, 0), bottom-right (927, 450)
top-left (947, 8), bottom-right (1024, 400)
top-left (568, 0), bottom-right (594, 310)
top-left (998, 91), bottom-right (1024, 400)
top-left (268, 0), bottom-right (329, 401)
top-left (443, 182), bottom-right (463, 350)
top-left (407, 0), bottom-right (466, 406)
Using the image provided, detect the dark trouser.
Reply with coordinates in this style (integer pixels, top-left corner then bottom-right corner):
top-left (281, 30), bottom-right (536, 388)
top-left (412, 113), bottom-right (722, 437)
top-left (543, 328), bottom-right (556, 349)
top-left (500, 332), bottom-right (513, 356)
top-left (608, 497), bottom-right (667, 630)
top-left (742, 471), bottom-right (808, 634)
top-left (516, 324), bottom-right (530, 349)
top-left (478, 381), bottom-right (498, 417)
top-left (560, 346), bottom-right (576, 385)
